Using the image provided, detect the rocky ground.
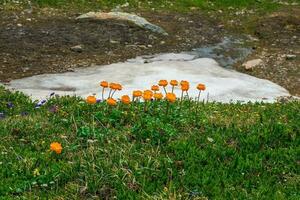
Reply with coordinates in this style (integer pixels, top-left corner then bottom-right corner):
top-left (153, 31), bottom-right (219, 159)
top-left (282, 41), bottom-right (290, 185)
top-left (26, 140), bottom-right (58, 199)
top-left (0, 6), bottom-right (299, 96)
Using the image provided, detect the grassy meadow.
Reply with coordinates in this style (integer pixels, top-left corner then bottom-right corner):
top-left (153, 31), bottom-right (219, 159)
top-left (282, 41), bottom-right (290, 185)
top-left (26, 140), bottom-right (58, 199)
top-left (0, 86), bottom-right (299, 199)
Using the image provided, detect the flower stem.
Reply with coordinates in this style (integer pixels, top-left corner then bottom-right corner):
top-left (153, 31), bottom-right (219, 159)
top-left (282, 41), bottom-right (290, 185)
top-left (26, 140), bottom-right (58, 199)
top-left (111, 90), bottom-right (116, 98)
top-left (102, 87), bottom-right (105, 100)
top-left (163, 87), bottom-right (167, 95)
top-left (166, 101), bottom-right (170, 116)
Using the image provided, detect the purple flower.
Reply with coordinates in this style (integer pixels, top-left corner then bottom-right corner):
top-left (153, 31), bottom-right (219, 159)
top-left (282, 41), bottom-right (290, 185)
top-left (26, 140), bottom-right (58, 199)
top-left (7, 102), bottom-right (14, 108)
top-left (35, 100), bottom-right (47, 108)
top-left (96, 99), bottom-right (101, 103)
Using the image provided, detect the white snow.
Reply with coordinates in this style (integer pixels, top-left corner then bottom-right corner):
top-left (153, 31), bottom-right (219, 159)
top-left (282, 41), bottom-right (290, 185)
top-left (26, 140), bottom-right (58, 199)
top-left (5, 53), bottom-right (290, 103)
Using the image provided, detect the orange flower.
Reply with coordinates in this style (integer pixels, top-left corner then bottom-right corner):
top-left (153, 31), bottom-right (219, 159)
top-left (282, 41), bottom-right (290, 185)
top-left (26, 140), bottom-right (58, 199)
top-left (109, 83), bottom-right (118, 90)
top-left (144, 90), bottom-right (154, 97)
top-left (158, 80), bottom-right (168, 87)
top-left (154, 93), bottom-right (163, 100)
top-left (165, 93), bottom-right (176, 103)
top-left (197, 84), bottom-right (206, 91)
top-left (100, 81), bottom-right (109, 88)
top-left (181, 84), bottom-right (190, 91)
top-left (86, 95), bottom-right (97, 104)
top-left (180, 80), bottom-right (189, 86)
top-left (50, 142), bottom-right (62, 154)
top-left (107, 98), bottom-right (117, 106)
top-left (133, 90), bottom-right (143, 97)
top-left (151, 85), bottom-right (159, 92)
top-left (143, 91), bottom-right (153, 101)
top-left (170, 80), bottom-right (178, 86)
top-left (143, 94), bottom-right (152, 101)
top-left (121, 95), bottom-right (131, 105)
top-left (116, 83), bottom-right (122, 91)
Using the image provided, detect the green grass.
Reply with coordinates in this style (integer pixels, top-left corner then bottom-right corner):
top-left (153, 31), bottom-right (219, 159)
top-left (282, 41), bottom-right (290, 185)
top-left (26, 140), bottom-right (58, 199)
top-left (2, 0), bottom-right (299, 12)
top-left (0, 86), bottom-right (299, 199)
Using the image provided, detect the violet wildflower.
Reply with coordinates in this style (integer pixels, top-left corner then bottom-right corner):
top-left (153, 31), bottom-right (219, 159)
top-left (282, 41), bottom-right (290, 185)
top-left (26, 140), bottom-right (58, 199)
top-left (7, 102), bottom-right (14, 109)
top-left (96, 99), bottom-right (101, 103)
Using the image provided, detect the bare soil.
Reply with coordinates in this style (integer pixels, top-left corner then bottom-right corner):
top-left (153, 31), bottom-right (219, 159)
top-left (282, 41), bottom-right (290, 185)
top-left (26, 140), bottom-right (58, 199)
top-left (234, 7), bottom-right (300, 96)
top-left (0, 9), bottom-right (223, 81)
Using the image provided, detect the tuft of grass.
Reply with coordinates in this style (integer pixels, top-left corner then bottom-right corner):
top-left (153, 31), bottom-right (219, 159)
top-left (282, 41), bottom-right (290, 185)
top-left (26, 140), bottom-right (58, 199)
top-left (0, 86), bottom-right (299, 199)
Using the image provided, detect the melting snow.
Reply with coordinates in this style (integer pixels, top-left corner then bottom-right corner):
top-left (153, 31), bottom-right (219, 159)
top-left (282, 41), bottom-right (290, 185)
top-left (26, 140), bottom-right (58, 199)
top-left (5, 53), bottom-right (290, 103)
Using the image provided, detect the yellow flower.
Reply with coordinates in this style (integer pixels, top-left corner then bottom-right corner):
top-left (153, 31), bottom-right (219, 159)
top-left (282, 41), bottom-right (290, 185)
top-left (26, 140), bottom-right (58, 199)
top-left (86, 95), bottom-right (97, 104)
top-left (107, 98), bottom-right (117, 106)
top-left (166, 93), bottom-right (176, 103)
top-left (121, 95), bottom-right (131, 105)
top-left (50, 142), bottom-right (62, 154)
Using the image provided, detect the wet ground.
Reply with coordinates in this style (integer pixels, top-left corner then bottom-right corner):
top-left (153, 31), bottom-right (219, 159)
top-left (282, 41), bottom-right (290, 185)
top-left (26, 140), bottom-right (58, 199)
top-left (0, 7), bottom-right (299, 96)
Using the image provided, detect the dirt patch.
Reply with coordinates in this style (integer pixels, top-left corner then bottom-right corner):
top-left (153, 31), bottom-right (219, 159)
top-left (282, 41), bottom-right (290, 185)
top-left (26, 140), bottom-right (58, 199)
top-left (0, 9), bottom-right (223, 82)
top-left (234, 7), bottom-right (300, 96)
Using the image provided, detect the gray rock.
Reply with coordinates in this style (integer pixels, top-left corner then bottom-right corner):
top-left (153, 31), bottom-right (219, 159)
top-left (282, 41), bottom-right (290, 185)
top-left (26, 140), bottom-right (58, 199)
top-left (70, 45), bottom-right (83, 53)
top-left (242, 59), bottom-right (263, 70)
top-left (76, 12), bottom-right (168, 36)
top-left (285, 54), bottom-right (296, 60)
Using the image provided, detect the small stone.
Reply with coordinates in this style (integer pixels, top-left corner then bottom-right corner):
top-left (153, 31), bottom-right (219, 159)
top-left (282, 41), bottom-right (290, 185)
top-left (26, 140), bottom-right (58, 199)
top-left (285, 54), bottom-right (296, 60)
top-left (70, 45), bottom-right (83, 53)
top-left (160, 41), bottom-right (166, 45)
top-left (242, 59), bottom-right (263, 70)
top-left (17, 23), bottom-right (22, 27)
top-left (110, 40), bottom-right (119, 44)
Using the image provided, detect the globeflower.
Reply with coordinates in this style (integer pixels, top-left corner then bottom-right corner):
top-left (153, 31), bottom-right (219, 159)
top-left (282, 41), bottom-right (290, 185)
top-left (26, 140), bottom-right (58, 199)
top-left (107, 98), bottom-right (117, 106)
top-left (50, 142), bottom-right (62, 154)
top-left (154, 93), bottom-right (163, 100)
top-left (100, 81), bottom-right (109, 88)
top-left (100, 81), bottom-right (109, 99)
top-left (170, 80), bottom-right (178, 92)
top-left (197, 84), bottom-right (206, 91)
top-left (133, 90), bottom-right (143, 98)
top-left (158, 80), bottom-right (168, 87)
top-left (166, 93), bottom-right (176, 103)
top-left (121, 95), bottom-right (131, 105)
top-left (151, 85), bottom-right (159, 92)
top-left (86, 95), bottom-right (97, 104)
top-left (197, 83), bottom-right (206, 102)
top-left (158, 80), bottom-right (168, 94)
top-left (170, 80), bottom-right (178, 86)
